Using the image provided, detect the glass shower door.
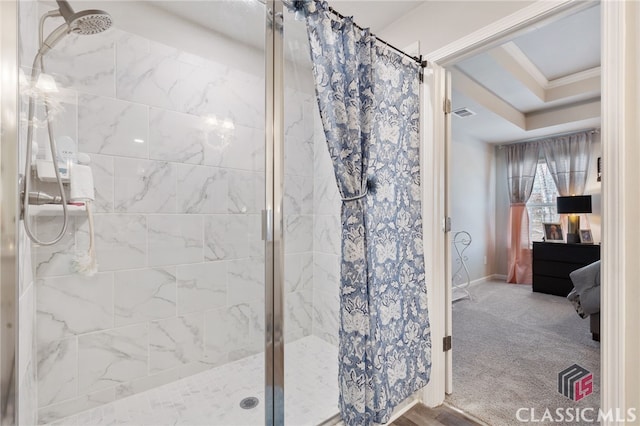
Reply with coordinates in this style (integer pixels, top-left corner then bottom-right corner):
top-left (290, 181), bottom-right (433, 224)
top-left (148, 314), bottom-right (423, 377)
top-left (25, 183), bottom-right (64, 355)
top-left (280, 7), bottom-right (341, 425)
top-left (15, 0), bottom-right (271, 424)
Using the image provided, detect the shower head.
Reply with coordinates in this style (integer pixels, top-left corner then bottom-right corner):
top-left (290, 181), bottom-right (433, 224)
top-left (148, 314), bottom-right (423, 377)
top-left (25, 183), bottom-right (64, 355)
top-left (56, 0), bottom-right (112, 35)
top-left (38, 1), bottom-right (112, 55)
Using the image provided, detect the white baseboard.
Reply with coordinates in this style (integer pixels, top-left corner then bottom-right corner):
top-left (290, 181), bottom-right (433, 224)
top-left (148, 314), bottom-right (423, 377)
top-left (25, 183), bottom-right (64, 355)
top-left (459, 274), bottom-right (505, 287)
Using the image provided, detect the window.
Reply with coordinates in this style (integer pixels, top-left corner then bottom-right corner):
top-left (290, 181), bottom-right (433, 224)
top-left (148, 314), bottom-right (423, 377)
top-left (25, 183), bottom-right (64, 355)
top-left (527, 162), bottom-right (559, 242)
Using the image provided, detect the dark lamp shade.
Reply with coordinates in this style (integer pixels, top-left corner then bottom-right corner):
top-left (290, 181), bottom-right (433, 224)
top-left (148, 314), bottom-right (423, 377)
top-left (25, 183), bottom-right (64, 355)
top-left (556, 195), bottom-right (592, 214)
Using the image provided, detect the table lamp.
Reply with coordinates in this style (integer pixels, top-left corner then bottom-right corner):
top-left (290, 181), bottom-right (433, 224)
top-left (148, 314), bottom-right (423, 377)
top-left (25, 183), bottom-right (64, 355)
top-left (556, 195), bottom-right (592, 243)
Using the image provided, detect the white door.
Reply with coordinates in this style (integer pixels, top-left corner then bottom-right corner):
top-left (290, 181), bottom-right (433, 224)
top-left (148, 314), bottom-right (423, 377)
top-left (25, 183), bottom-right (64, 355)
top-left (420, 63), bottom-right (452, 406)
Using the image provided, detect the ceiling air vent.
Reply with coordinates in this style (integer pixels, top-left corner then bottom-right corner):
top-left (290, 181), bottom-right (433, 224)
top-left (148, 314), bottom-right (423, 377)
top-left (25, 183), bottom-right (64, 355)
top-left (452, 107), bottom-right (476, 118)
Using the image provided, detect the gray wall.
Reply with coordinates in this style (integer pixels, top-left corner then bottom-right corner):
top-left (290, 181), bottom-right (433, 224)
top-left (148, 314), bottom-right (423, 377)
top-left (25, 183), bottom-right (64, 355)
top-left (450, 134), bottom-right (497, 282)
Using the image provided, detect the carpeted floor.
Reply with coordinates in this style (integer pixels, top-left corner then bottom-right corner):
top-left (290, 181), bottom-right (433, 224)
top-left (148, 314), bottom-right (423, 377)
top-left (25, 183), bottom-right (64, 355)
top-left (445, 280), bottom-right (600, 426)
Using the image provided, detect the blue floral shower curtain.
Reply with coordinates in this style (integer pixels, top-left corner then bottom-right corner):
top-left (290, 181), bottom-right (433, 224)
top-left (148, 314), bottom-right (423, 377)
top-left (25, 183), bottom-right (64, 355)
top-left (300, 1), bottom-right (431, 424)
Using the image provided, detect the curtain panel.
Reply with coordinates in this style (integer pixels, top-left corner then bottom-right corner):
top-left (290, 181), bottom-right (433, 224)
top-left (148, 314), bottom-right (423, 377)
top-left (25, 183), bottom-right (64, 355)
top-left (541, 131), bottom-right (592, 196)
top-left (302, 1), bottom-right (431, 424)
top-left (541, 131), bottom-right (593, 232)
top-left (505, 142), bottom-right (540, 284)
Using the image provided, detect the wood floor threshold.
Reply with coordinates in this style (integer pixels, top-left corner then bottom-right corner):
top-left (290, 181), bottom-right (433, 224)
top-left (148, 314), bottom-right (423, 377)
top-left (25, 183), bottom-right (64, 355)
top-left (390, 403), bottom-right (486, 426)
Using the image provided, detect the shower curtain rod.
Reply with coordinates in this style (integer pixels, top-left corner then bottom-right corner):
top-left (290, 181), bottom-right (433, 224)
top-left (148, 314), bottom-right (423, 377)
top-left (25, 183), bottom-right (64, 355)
top-left (498, 127), bottom-right (600, 148)
top-left (326, 6), bottom-right (427, 68)
top-left (275, 0), bottom-right (426, 67)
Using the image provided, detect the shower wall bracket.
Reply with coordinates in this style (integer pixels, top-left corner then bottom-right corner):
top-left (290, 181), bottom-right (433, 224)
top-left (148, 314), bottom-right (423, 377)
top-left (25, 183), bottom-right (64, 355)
top-left (27, 204), bottom-right (86, 217)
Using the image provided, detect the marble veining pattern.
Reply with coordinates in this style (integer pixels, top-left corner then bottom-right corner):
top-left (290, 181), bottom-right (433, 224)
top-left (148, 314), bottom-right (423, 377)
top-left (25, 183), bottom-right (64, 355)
top-left (149, 108), bottom-right (207, 164)
top-left (312, 289), bottom-right (340, 347)
top-left (37, 273), bottom-right (114, 344)
top-left (285, 290), bottom-right (313, 342)
top-left (115, 33), bottom-right (180, 110)
top-left (38, 387), bottom-right (116, 425)
top-left (285, 215), bottom-right (313, 254)
top-left (78, 324), bottom-right (148, 394)
top-left (114, 267), bottom-right (177, 326)
top-left (284, 253), bottom-right (313, 294)
top-left (176, 262), bottom-right (227, 315)
top-left (87, 154), bottom-right (115, 213)
top-left (313, 253), bottom-right (340, 295)
top-left (226, 259), bottom-right (264, 306)
top-left (313, 215), bottom-right (341, 256)
top-left (44, 336), bottom-right (338, 426)
top-left (76, 214), bottom-right (147, 272)
top-left (45, 31), bottom-right (116, 97)
top-left (216, 124), bottom-right (264, 172)
top-left (147, 215), bottom-right (203, 266)
top-left (149, 313), bottom-right (204, 373)
top-left (177, 164), bottom-right (228, 214)
top-left (204, 304), bottom-right (251, 358)
top-left (203, 215), bottom-right (250, 261)
top-left (227, 170), bottom-right (263, 214)
top-left (37, 338), bottom-right (78, 407)
top-left (114, 158), bottom-right (177, 214)
top-left (34, 217), bottom-right (77, 278)
top-left (78, 94), bottom-right (148, 159)
top-left (18, 280), bottom-right (38, 425)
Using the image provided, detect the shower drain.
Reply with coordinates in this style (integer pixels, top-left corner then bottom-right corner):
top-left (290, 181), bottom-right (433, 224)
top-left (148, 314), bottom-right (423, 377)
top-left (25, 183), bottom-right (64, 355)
top-left (239, 397), bottom-right (259, 410)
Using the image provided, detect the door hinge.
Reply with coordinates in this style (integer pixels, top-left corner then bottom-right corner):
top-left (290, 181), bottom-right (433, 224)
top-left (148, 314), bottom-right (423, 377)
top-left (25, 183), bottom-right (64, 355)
top-left (443, 98), bottom-right (452, 114)
top-left (443, 216), bottom-right (452, 233)
top-left (443, 335), bottom-right (452, 352)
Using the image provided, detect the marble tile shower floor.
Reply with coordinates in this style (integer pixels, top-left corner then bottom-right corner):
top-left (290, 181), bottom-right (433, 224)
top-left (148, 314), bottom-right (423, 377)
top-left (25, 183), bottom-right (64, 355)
top-left (47, 336), bottom-right (339, 426)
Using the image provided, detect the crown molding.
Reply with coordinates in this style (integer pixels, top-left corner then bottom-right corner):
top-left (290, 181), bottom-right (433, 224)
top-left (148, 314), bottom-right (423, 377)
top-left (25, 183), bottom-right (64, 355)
top-left (547, 66), bottom-right (601, 89)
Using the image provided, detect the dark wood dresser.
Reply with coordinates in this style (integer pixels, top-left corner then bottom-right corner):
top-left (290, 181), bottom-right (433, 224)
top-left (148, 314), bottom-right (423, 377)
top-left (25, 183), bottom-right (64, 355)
top-left (532, 242), bottom-right (601, 296)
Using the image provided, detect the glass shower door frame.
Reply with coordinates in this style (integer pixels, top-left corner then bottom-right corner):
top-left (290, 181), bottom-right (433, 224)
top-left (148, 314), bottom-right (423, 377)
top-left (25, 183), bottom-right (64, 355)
top-left (0, 0), bottom-right (19, 424)
top-left (0, 0), bottom-right (291, 424)
top-left (265, 1), bottom-right (285, 425)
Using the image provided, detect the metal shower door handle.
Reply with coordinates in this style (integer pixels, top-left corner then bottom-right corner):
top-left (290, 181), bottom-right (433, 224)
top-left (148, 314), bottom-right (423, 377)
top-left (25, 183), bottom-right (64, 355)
top-left (262, 209), bottom-right (273, 242)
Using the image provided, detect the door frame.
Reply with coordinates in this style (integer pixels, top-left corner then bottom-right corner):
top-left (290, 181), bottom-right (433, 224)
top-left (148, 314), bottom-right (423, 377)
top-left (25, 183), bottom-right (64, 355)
top-left (420, 0), bottom-right (635, 422)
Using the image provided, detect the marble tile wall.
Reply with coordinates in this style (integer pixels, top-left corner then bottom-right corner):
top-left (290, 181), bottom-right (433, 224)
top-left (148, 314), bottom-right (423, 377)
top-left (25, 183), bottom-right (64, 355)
top-left (24, 20), bottom-right (288, 424)
top-left (18, 225), bottom-right (38, 426)
top-left (17, 3), bottom-right (340, 424)
top-left (311, 105), bottom-right (341, 347)
top-left (283, 87), bottom-right (315, 344)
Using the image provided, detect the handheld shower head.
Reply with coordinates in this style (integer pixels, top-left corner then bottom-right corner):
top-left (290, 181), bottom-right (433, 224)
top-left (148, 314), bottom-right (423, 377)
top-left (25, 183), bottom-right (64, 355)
top-left (66, 9), bottom-right (113, 35)
top-left (39, 1), bottom-right (112, 55)
top-left (56, 0), bottom-right (112, 34)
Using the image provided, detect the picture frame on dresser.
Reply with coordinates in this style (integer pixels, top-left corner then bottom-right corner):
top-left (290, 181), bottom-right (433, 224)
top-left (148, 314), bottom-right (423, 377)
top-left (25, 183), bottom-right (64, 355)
top-left (580, 229), bottom-right (594, 244)
top-left (543, 223), bottom-right (564, 242)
